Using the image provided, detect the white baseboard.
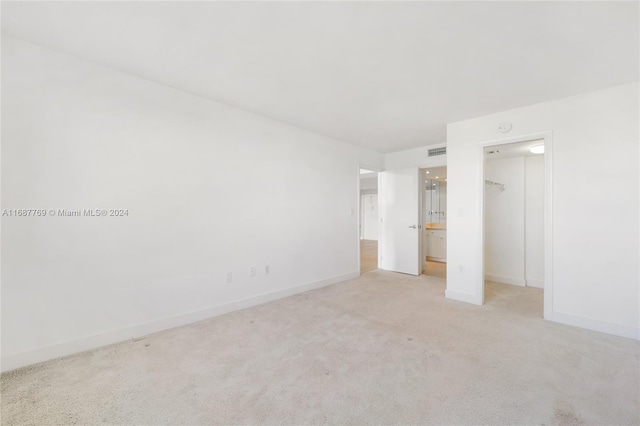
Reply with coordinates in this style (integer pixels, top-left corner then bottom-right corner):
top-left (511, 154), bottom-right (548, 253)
top-left (550, 311), bottom-right (640, 340)
top-left (485, 274), bottom-right (526, 286)
top-left (525, 279), bottom-right (544, 288)
top-left (1, 272), bottom-right (359, 373)
top-left (445, 289), bottom-right (482, 305)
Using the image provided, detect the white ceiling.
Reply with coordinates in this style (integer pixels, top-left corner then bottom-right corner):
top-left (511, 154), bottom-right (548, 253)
top-left (2, 2), bottom-right (638, 153)
top-left (423, 166), bottom-right (447, 182)
top-left (484, 139), bottom-right (544, 161)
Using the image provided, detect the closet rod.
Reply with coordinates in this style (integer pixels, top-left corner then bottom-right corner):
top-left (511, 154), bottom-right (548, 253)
top-left (485, 179), bottom-right (505, 191)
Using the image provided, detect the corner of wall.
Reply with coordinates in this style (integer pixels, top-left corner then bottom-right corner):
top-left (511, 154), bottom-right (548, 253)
top-left (445, 289), bottom-right (482, 305)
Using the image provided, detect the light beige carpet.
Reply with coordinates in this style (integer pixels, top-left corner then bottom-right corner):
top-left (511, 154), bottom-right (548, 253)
top-left (2, 272), bottom-right (639, 425)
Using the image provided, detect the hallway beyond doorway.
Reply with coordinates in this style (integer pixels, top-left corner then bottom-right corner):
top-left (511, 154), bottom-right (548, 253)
top-left (425, 260), bottom-right (446, 279)
top-left (360, 240), bottom-right (378, 273)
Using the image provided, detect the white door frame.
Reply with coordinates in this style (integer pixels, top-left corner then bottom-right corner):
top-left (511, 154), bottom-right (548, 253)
top-left (477, 131), bottom-right (553, 319)
top-left (357, 164), bottom-right (382, 275)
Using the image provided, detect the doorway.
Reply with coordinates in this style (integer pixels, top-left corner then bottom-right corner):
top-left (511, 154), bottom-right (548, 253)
top-left (359, 168), bottom-right (379, 273)
top-left (481, 137), bottom-right (550, 317)
top-left (422, 166), bottom-right (447, 279)
top-left (375, 149), bottom-right (446, 277)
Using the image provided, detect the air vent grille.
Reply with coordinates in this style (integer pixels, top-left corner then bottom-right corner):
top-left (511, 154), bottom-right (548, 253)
top-left (428, 147), bottom-right (447, 157)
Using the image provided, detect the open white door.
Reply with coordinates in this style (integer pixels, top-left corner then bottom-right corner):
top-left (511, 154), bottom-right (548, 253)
top-left (379, 167), bottom-right (421, 275)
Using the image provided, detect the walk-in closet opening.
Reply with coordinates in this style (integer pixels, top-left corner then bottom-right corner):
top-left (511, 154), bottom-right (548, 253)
top-left (483, 139), bottom-right (547, 314)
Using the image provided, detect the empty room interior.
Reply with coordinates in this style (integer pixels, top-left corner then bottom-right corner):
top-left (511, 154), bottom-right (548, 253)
top-left (1, 1), bottom-right (639, 425)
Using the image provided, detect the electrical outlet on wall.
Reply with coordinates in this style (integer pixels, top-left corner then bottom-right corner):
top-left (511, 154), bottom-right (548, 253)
top-left (250, 266), bottom-right (256, 277)
top-left (457, 265), bottom-right (465, 274)
top-left (265, 265), bottom-right (270, 275)
top-left (225, 272), bottom-right (233, 283)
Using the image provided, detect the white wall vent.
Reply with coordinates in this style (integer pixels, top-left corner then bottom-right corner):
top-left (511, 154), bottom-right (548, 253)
top-left (428, 147), bottom-right (446, 157)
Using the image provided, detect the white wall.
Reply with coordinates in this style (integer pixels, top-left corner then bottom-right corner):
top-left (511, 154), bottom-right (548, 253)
top-left (446, 82), bottom-right (639, 339)
top-left (485, 157), bottom-right (526, 286)
top-left (525, 156), bottom-right (545, 287)
top-left (359, 175), bottom-right (378, 193)
top-left (0, 36), bottom-right (383, 370)
top-left (384, 144), bottom-right (447, 170)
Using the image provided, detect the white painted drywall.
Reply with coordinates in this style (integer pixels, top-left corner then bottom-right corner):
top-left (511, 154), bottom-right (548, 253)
top-left (384, 144), bottom-right (447, 170)
top-left (484, 157), bottom-right (526, 286)
top-left (0, 36), bottom-right (383, 370)
top-left (359, 175), bottom-right (378, 191)
top-left (525, 156), bottom-right (545, 288)
top-left (446, 82), bottom-right (640, 339)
